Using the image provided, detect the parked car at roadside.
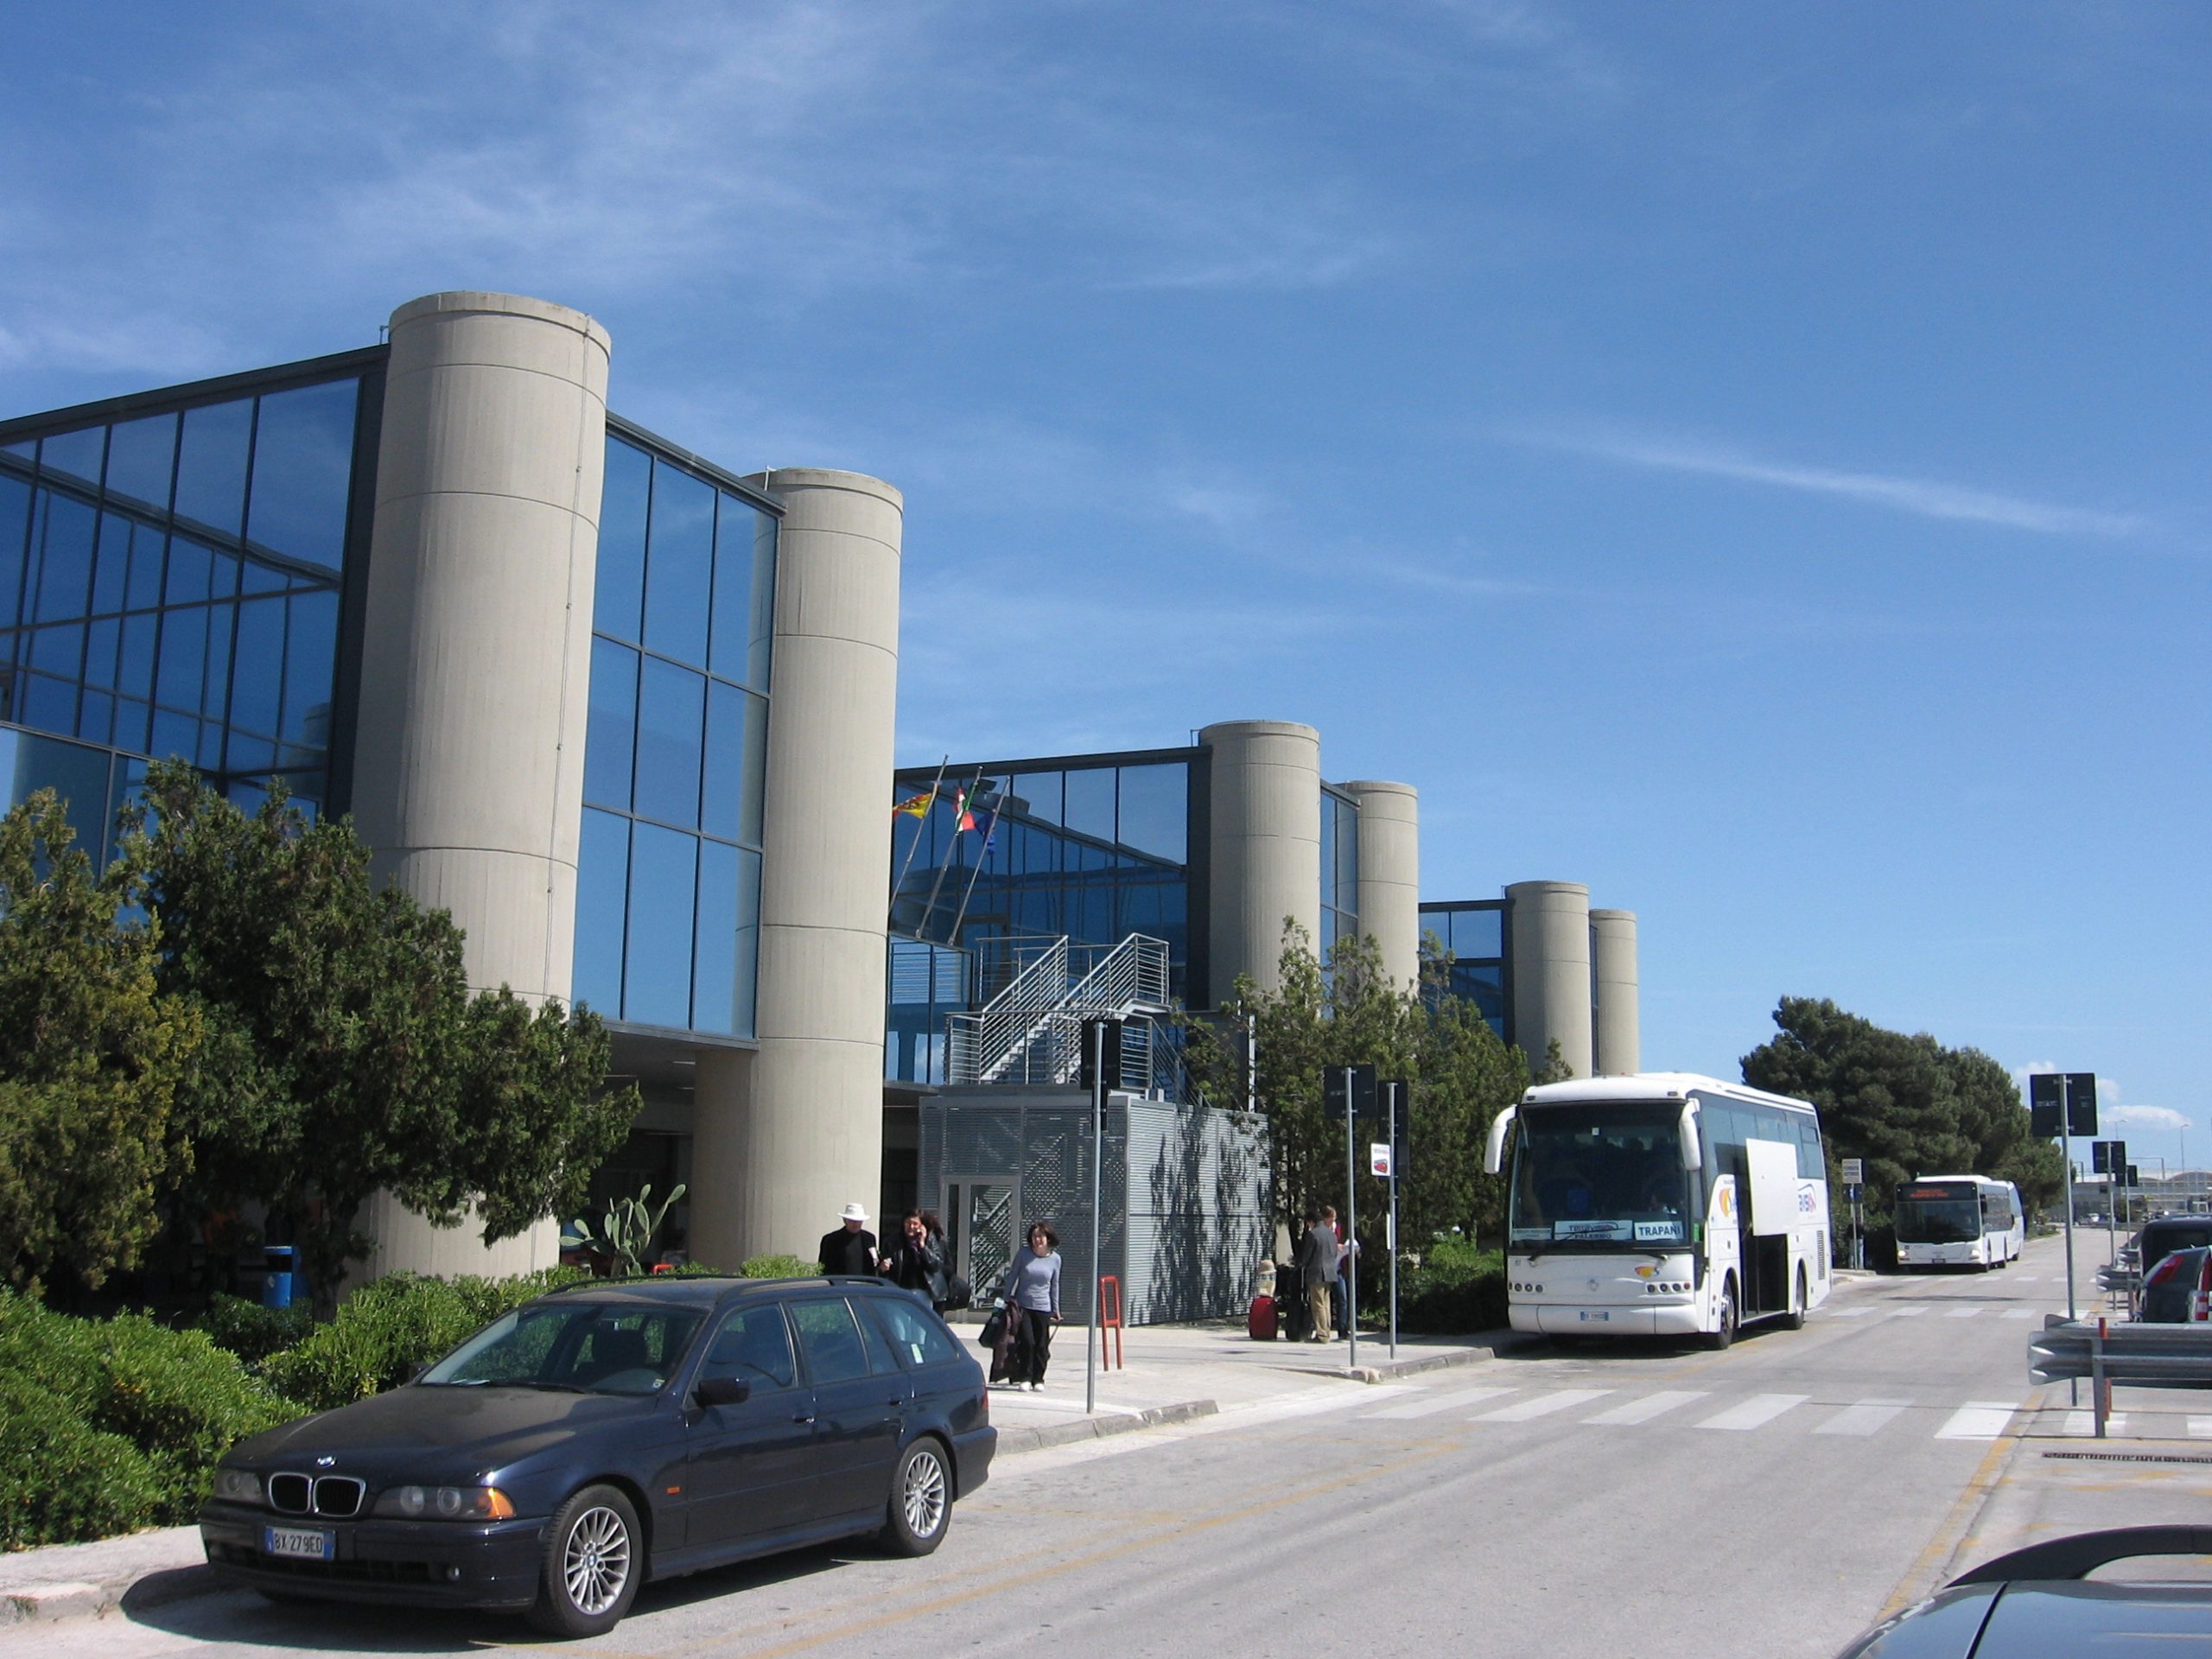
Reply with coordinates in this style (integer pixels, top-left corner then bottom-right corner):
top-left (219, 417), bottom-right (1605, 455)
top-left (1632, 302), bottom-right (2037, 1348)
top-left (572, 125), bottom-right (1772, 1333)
top-left (2139, 1246), bottom-right (2212, 1325)
top-left (1838, 1529), bottom-right (2212, 1656)
top-left (198, 1274), bottom-right (993, 1637)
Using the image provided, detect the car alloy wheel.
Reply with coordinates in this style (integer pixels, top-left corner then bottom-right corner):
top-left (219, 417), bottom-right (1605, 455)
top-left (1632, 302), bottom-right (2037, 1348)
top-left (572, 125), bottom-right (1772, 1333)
top-left (881, 1439), bottom-right (950, 1556)
top-left (529, 1483), bottom-right (640, 1637)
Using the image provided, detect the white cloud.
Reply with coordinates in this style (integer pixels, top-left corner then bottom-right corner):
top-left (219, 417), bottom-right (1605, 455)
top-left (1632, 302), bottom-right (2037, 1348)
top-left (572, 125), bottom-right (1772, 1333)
top-left (2107, 1105), bottom-right (2191, 1133)
top-left (1526, 429), bottom-right (2149, 539)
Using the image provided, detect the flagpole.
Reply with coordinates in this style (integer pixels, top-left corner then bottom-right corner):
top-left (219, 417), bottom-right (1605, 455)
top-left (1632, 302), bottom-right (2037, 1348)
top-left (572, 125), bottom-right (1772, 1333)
top-left (887, 755), bottom-right (950, 931)
top-left (946, 784), bottom-right (1000, 944)
top-left (918, 766), bottom-right (987, 943)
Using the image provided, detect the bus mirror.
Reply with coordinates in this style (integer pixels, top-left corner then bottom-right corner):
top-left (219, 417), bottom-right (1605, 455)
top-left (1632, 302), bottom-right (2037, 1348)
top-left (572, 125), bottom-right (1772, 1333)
top-left (1484, 1106), bottom-right (1518, 1176)
top-left (1678, 1103), bottom-right (1701, 1171)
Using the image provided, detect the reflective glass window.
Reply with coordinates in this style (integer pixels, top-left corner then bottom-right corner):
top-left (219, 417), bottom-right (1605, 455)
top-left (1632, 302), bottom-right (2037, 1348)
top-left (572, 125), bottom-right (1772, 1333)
top-left (33, 494), bottom-right (95, 623)
top-left (92, 514), bottom-right (130, 614)
top-left (0, 474), bottom-right (29, 629)
top-left (200, 603), bottom-right (234, 718)
top-left (644, 462), bottom-right (713, 664)
top-left (29, 622), bottom-right (83, 677)
top-left (1010, 771), bottom-right (1061, 826)
top-left (164, 536), bottom-right (213, 607)
top-left (241, 556), bottom-right (284, 597)
top-left (633, 657), bottom-right (704, 828)
top-left (1462, 906), bottom-right (1503, 958)
top-left (38, 428), bottom-right (104, 491)
top-left (594, 439), bottom-right (649, 642)
top-left (1065, 766), bottom-right (1115, 840)
top-left (118, 613), bottom-right (156, 699)
top-left (230, 597), bottom-right (285, 735)
top-left (155, 607), bottom-right (207, 710)
top-left (104, 412), bottom-right (176, 514)
top-left (281, 588), bottom-right (338, 747)
top-left (709, 495), bottom-right (771, 685)
top-left (701, 682), bottom-right (766, 845)
top-left (112, 697), bottom-right (149, 755)
top-left (692, 839), bottom-right (739, 1037)
top-left (149, 707), bottom-right (196, 763)
top-left (78, 689), bottom-right (114, 747)
top-left (22, 674), bottom-right (76, 732)
top-left (124, 524), bottom-right (165, 611)
top-left (245, 380), bottom-right (357, 569)
top-left (208, 549), bottom-right (240, 602)
top-left (573, 809), bottom-right (630, 1015)
top-left (585, 638), bottom-right (639, 810)
top-left (623, 823), bottom-right (697, 1027)
top-left (0, 724), bottom-right (111, 830)
top-left (83, 616), bottom-right (119, 690)
top-left (173, 399), bottom-right (252, 536)
top-left (1116, 763), bottom-right (1186, 862)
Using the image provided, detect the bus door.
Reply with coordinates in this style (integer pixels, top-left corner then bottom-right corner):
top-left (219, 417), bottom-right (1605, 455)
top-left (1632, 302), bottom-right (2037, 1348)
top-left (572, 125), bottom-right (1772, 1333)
top-left (1744, 1139), bottom-right (1801, 1315)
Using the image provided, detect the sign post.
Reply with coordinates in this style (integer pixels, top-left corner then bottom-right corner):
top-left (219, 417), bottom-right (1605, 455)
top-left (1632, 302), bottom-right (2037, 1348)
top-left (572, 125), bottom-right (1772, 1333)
top-left (1841, 1158), bottom-right (1864, 1270)
top-left (1082, 1017), bottom-right (1123, 1418)
top-left (1325, 1065), bottom-right (1377, 1370)
top-left (1382, 1079), bottom-right (1409, 1360)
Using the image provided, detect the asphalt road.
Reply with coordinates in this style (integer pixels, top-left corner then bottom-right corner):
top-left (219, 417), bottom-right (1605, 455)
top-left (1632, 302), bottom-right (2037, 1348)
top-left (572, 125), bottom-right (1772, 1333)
top-left (11, 1236), bottom-right (2094, 1659)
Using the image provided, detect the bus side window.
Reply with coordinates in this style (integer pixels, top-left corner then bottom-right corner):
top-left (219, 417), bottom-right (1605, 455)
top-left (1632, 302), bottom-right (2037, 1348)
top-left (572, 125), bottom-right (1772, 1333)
top-left (1797, 1119), bottom-right (1822, 1179)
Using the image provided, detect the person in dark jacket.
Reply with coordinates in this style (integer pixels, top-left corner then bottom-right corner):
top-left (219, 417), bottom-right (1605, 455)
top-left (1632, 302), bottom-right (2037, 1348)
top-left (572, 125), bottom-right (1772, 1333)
top-left (882, 1209), bottom-right (950, 1307)
top-left (818, 1202), bottom-right (880, 1277)
top-left (1296, 1207), bottom-right (1341, 1342)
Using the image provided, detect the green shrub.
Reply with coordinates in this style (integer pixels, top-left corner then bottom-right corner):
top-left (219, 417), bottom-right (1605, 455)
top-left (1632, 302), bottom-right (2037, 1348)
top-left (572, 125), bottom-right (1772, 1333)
top-left (258, 1267), bottom-right (588, 1414)
top-left (741, 1254), bottom-right (817, 1279)
top-left (195, 1293), bottom-right (314, 1366)
top-left (0, 1289), bottom-right (291, 1547)
top-left (1392, 1246), bottom-right (1507, 1334)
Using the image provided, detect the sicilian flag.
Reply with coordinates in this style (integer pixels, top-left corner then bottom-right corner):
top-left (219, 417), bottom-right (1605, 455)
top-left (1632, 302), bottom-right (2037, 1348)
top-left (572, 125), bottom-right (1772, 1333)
top-left (892, 790), bottom-right (932, 818)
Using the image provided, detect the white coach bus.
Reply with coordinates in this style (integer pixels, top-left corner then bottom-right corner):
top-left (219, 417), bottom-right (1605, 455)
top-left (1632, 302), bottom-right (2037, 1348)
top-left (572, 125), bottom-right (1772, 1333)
top-left (1484, 1073), bottom-right (1832, 1348)
top-left (1893, 1174), bottom-right (2024, 1270)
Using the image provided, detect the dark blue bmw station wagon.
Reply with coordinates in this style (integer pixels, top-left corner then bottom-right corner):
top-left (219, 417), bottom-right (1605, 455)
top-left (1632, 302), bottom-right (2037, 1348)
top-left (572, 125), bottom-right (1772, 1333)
top-left (198, 1275), bottom-right (995, 1637)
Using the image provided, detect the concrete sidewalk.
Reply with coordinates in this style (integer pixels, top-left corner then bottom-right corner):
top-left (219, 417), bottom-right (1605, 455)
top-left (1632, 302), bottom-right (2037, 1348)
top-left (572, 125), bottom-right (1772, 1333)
top-left (0, 1319), bottom-right (1524, 1629)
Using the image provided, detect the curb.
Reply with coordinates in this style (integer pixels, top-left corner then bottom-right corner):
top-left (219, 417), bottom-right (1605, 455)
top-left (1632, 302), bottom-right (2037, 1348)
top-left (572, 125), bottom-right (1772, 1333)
top-left (1337, 1329), bottom-right (1547, 1384)
top-left (991, 1397), bottom-right (1219, 1454)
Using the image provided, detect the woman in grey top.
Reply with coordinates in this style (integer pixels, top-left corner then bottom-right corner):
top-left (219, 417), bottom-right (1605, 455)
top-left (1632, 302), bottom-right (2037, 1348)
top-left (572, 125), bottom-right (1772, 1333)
top-left (998, 1222), bottom-right (1062, 1390)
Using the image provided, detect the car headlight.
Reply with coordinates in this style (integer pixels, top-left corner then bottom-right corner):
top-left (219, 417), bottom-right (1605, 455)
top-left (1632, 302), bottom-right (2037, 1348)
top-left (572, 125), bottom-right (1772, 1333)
top-left (373, 1484), bottom-right (517, 1521)
top-left (212, 1468), bottom-right (262, 1504)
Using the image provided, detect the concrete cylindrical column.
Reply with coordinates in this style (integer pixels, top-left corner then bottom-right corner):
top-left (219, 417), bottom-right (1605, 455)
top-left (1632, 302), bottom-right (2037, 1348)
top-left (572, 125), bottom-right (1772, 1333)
top-left (1199, 721), bottom-right (1322, 1000)
top-left (1590, 909), bottom-right (1641, 1077)
top-left (351, 290), bottom-right (610, 1281)
top-left (1505, 880), bottom-right (1592, 1080)
top-left (690, 469), bottom-right (902, 1269)
top-left (1338, 780), bottom-right (1419, 990)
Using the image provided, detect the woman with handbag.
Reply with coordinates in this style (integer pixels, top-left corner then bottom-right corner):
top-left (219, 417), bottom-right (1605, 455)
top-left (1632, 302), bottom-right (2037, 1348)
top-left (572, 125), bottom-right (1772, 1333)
top-left (995, 1222), bottom-right (1063, 1391)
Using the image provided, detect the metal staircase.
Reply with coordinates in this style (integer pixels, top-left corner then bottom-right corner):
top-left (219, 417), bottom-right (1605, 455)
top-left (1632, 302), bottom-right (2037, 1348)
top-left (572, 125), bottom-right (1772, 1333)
top-left (945, 932), bottom-right (1177, 1092)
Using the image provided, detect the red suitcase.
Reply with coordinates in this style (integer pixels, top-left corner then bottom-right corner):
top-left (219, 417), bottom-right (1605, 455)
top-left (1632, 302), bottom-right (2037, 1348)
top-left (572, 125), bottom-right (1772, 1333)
top-left (1247, 1293), bottom-right (1279, 1341)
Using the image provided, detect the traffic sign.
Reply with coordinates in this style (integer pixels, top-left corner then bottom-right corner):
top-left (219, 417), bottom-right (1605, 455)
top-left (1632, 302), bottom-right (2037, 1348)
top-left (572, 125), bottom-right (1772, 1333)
top-left (2065, 1072), bottom-right (2099, 1135)
top-left (1841, 1157), bottom-right (1863, 1184)
top-left (2030, 1073), bottom-right (2063, 1139)
top-left (1370, 1142), bottom-right (1393, 1178)
top-left (1324, 1065), bottom-right (1378, 1123)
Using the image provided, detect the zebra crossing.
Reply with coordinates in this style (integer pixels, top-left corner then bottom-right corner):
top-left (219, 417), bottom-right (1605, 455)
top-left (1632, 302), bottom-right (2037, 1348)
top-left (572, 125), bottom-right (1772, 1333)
top-left (1829, 1303), bottom-right (2044, 1320)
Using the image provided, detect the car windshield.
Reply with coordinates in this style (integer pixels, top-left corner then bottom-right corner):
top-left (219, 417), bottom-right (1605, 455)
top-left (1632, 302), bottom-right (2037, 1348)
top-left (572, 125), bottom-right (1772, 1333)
top-left (420, 1303), bottom-right (704, 1395)
top-left (1508, 1103), bottom-right (1692, 1252)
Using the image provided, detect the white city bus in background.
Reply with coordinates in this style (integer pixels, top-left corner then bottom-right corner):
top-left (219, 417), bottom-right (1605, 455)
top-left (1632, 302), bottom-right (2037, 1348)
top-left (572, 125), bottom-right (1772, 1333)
top-left (1893, 1174), bottom-right (2024, 1270)
top-left (1484, 1072), bottom-right (1831, 1349)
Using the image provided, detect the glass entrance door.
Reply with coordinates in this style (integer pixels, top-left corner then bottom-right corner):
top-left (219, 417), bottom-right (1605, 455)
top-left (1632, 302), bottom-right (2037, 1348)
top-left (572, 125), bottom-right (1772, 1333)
top-left (944, 1179), bottom-right (1019, 1301)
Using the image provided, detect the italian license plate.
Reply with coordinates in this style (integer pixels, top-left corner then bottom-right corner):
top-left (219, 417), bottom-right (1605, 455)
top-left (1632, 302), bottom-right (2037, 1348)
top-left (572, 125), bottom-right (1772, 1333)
top-left (1579, 1310), bottom-right (1610, 1323)
top-left (264, 1525), bottom-right (334, 1561)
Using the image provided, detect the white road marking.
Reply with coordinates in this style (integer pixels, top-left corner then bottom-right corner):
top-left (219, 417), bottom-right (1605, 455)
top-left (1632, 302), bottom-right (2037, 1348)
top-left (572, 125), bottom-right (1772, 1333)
top-left (2014, 1275), bottom-right (2040, 1282)
top-left (2188, 1416), bottom-right (2212, 1439)
top-left (1815, 1399), bottom-right (1912, 1437)
top-left (1944, 1307), bottom-right (1982, 1319)
top-left (1475, 1389), bottom-right (1612, 1422)
top-left (1831, 1306), bottom-right (1875, 1319)
top-left (2062, 1410), bottom-right (2130, 1437)
top-left (2000, 1309), bottom-right (2037, 1319)
top-left (1583, 1389), bottom-right (1709, 1426)
top-left (1936, 1402), bottom-right (2018, 1440)
top-left (1695, 1394), bottom-right (1808, 1432)
top-left (1365, 1386), bottom-right (1516, 1420)
top-left (1892, 1306), bottom-right (1929, 1318)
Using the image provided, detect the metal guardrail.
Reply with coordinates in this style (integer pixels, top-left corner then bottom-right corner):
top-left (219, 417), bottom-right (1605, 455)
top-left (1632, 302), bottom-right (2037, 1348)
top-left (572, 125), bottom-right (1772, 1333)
top-left (2030, 1316), bottom-right (2212, 1437)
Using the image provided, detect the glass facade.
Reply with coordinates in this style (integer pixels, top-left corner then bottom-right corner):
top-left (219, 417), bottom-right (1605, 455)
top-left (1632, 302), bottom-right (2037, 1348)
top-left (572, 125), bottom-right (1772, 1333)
top-left (573, 430), bottom-right (776, 1039)
top-left (886, 753), bottom-right (1197, 1083)
top-left (0, 369), bottom-right (367, 830)
top-left (1320, 785), bottom-right (1361, 963)
top-left (1421, 899), bottom-right (1508, 1038)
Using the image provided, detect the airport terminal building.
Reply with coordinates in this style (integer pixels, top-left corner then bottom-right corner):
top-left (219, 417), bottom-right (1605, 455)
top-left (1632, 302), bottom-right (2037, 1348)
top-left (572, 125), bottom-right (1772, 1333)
top-left (0, 289), bottom-right (1640, 1287)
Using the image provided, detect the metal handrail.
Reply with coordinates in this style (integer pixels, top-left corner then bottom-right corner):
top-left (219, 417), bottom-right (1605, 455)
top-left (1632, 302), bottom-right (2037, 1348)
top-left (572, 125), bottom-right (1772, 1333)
top-left (944, 934), bottom-right (1179, 1090)
top-left (945, 938), bottom-right (1067, 1085)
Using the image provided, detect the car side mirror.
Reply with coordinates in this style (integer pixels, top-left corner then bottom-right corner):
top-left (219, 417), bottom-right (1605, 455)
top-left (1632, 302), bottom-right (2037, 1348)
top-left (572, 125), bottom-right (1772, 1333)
top-left (694, 1375), bottom-right (751, 1408)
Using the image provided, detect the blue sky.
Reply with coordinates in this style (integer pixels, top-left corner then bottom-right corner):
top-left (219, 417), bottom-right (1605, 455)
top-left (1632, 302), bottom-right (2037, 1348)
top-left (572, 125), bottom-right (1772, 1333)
top-left (4, 3), bottom-right (2207, 1166)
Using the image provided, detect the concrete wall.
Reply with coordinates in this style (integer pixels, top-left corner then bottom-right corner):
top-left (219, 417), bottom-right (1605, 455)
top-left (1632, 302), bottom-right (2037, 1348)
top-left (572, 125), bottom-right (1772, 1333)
top-left (1505, 880), bottom-right (1592, 1080)
top-left (351, 290), bottom-right (610, 1280)
top-left (1338, 779), bottom-right (1419, 989)
top-left (1198, 720), bottom-right (1322, 999)
top-left (690, 469), bottom-right (903, 1268)
top-left (1589, 908), bottom-right (1641, 1076)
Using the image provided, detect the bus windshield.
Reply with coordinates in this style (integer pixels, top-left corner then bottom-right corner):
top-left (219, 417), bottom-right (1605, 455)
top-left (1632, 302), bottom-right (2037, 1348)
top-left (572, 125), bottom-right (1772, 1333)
top-left (1895, 1196), bottom-right (1980, 1244)
top-left (1509, 1103), bottom-right (1692, 1252)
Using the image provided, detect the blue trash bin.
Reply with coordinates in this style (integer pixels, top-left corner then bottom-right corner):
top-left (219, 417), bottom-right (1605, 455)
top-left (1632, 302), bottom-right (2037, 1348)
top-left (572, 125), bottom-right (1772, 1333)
top-left (262, 1245), bottom-right (296, 1309)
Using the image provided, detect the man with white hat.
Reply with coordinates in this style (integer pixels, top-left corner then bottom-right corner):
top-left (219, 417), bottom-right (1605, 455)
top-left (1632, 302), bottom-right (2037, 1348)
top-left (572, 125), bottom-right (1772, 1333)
top-left (818, 1202), bottom-right (880, 1278)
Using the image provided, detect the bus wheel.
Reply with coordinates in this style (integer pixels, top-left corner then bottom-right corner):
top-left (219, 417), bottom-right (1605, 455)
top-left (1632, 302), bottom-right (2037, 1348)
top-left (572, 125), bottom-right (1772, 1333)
top-left (1782, 1265), bottom-right (1808, 1330)
top-left (1705, 1278), bottom-right (1738, 1351)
